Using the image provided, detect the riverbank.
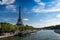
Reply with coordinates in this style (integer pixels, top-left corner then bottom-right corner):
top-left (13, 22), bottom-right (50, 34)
top-left (0, 33), bottom-right (14, 38)
top-left (0, 30), bottom-right (37, 38)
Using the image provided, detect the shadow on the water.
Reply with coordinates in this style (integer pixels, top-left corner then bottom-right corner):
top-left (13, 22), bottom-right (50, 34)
top-left (54, 29), bottom-right (60, 34)
top-left (0, 36), bottom-right (22, 40)
top-left (15, 33), bottom-right (31, 37)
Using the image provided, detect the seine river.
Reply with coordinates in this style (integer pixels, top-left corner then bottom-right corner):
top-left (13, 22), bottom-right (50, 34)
top-left (0, 30), bottom-right (60, 40)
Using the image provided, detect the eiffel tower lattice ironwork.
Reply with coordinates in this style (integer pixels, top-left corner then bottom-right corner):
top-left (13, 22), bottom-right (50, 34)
top-left (16, 7), bottom-right (23, 25)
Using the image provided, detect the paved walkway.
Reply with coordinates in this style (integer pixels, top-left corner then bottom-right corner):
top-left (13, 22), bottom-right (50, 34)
top-left (0, 33), bottom-right (14, 38)
top-left (0, 31), bottom-right (20, 38)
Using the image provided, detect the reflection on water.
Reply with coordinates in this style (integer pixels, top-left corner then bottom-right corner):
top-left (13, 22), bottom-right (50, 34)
top-left (0, 30), bottom-right (60, 40)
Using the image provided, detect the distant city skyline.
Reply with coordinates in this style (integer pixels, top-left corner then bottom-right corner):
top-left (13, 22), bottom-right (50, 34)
top-left (0, 0), bottom-right (60, 28)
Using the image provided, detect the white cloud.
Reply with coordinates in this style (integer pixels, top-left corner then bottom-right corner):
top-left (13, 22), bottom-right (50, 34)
top-left (25, 0), bottom-right (60, 28)
top-left (32, 8), bottom-right (60, 13)
top-left (56, 14), bottom-right (60, 18)
top-left (0, 0), bottom-right (15, 5)
top-left (0, 0), bottom-right (7, 5)
top-left (5, 0), bottom-right (15, 4)
top-left (6, 5), bottom-right (16, 12)
top-left (38, 2), bottom-right (45, 6)
top-left (32, 2), bottom-right (60, 13)
top-left (34, 0), bottom-right (41, 3)
top-left (34, 0), bottom-right (45, 6)
top-left (23, 18), bottom-right (29, 21)
top-left (31, 18), bottom-right (60, 28)
top-left (40, 19), bottom-right (43, 21)
top-left (34, 0), bottom-right (45, 9)
top-left (56, 3), bottom-right (60, 6)
top-left (31, 0), bottom-right (60, 28)
top-left (32, 0), bottom-right (60, 13)
top-left (0, 0), bottom-right (16, 13)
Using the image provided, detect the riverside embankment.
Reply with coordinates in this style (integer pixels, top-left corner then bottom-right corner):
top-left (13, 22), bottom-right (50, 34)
top-left (0, 30), bottom-right (37, 38)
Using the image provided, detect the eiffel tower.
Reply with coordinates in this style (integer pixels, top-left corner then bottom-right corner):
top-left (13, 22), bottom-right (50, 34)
top-left (16, 6), bottom-right (23, 25)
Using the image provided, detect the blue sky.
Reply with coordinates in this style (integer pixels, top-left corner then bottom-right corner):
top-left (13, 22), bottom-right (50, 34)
top-left (0, 0), bottom-right (60, 28)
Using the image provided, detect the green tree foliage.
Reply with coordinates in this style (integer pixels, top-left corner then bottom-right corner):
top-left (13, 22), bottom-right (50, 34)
top-left (16, 25), bottom-right (25, 31)
top-left (25, 25), bottom-right (33, 30)
top-left (0, 22), bottom-right (16, 33)
top-left (0, 22), bottom-right (34, 33)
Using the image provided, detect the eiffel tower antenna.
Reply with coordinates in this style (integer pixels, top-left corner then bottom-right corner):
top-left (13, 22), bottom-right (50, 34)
top-left (16, 6), bottom-right (23, 25)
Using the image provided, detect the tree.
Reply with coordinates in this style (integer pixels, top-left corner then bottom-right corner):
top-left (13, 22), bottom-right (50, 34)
top-left (0, 22), bottom-right (16, 33)
top-left (17, 25), bottom-right (25, 31)
top-left (25, 25), bottom-right (33, 30)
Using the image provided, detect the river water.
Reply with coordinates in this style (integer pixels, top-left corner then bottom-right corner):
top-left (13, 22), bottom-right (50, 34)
top-left (0, 30), bottom-right (60, 40)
